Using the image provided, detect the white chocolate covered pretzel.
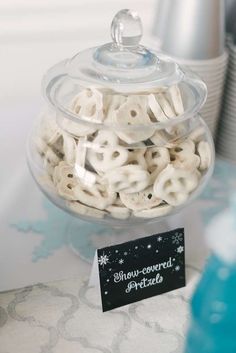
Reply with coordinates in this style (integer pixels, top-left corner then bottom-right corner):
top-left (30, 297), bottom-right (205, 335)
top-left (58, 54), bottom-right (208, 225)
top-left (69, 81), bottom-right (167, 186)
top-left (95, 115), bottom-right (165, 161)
top-left (197, 141), bottom-right (211, 171)
top-left (170, 139), bottom-right (200, 171)
top-left (145, 146), bottom-right (170, 182)
top-left (54, 162), bottom-right (115, 208)
top-left (153, 164), bottom-right (200, 206)
top-left (74, 180), bottom-right (116, 210)
top-left (105, 95), bottom-right (126, 122)
top-left (40, 112), bottom-right (62, 145)
top-left (155, 91), bottom-right (186, 137)
top-left (35, 135), bottom-right (61, 177)
top-left (120, 186), bottom-right (162, 211)
top-left (156, 93), bottom-right (176, 118)
top-left (150, 128), bottom-right (186, 148)
top-left (171, 139), bottom-right (195, 153)
top-left (189, 127), bottom-right (206, 143)
top-left (48, 135), bottom-right (64, 159)
top-left (60, 116), bottom-right (96, 137)
top-left (44, 148), bottom-right (61, 168)
top-left (61, 88), bottom-right (104, 137)
top-left (111, 95), bottom-right (154, 143)
top-left (67, 201), bottom-right (106, 219)
top-left (106, 205), bottom-right (131, 219)
top-left (104, 165), bottom-right (150, 194)
top-left (148, 94), bottom-right (168, 122)
top-left (113, 195), bottom-right (125, 207)
top-left (151, 129), bottom-right (173, 147)
top-left (63, 133), bottom-right (77, 164)
top-left (126, 145), bottom-right (147, 169)
top-left (167, 122), bottom-right (187, 138)
top-left (167, 85), bottom-right (184, 116)
top-left (87, 130), bottom-right (128, 173)
top-left (71, 88), bottom-right (104, 121)
top-left (53, 162), bottom-right (79, 200)
top-left (133, 203), bottom-right (173, 218)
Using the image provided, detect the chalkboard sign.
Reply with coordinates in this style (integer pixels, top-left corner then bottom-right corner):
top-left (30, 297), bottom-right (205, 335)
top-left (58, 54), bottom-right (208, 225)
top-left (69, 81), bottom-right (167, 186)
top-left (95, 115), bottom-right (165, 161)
top-left (97, 228), bottom-right (185, 312)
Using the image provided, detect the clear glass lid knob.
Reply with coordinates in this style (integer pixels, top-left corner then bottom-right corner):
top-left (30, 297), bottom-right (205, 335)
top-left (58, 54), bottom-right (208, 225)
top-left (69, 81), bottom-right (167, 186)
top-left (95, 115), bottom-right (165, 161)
top-left (93, 9), bottom-right (157, 71)
top-left (110, 9), bottom-right (143, 48)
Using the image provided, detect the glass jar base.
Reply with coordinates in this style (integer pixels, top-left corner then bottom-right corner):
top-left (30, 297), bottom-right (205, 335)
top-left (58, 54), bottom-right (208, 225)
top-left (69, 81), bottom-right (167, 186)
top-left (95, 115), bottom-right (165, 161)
top-left (66, 219), bottom-right (170, 263)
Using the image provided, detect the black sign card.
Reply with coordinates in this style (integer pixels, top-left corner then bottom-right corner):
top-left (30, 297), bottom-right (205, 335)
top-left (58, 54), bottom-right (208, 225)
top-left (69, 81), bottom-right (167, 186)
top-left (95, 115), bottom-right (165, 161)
top-left (97, 228), bottom-right (185, 312)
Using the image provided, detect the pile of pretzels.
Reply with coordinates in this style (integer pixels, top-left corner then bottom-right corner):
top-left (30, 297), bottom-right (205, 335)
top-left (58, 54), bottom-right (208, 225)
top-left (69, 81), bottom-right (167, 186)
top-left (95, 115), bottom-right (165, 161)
top-left (34, 85), bottom-right (212, 221)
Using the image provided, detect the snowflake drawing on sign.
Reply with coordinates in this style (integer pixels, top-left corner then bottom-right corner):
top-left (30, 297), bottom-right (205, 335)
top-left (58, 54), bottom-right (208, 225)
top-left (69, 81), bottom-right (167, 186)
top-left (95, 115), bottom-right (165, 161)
top-left (98, 252), bottom-right (110, 268)
top-left (176, 246), bottom-right (184, 254)
top-left (119, 259), bottom-right (124, 265)
top-left (175, 265), bottom-right (180, 272)
top-left (157, 236), bottom-right (162, 242)
top-left (147, 244), bottom-right (152, 249)
top-left (172, 232), bottom-right (183, 245)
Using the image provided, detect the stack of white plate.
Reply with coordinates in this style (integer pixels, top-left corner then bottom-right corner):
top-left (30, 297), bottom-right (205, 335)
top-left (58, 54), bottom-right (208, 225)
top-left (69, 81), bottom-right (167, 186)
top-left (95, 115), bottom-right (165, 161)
top-left (166, 53), bottom-right (229, 137)
top-left (152, 0), bottom-right (228, 138)
top-left (217, 36), bottom-right (236, 161)
top-left (186, 52), bottom-right (229, 137)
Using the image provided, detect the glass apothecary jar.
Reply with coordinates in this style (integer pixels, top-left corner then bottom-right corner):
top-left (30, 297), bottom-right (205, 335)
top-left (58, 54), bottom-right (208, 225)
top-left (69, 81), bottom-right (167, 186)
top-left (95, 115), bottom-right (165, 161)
top-left (27, 9), bottom-right (215, 226)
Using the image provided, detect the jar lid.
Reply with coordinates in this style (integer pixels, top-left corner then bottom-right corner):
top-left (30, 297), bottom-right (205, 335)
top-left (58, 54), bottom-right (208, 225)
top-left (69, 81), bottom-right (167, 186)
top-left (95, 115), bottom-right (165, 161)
top-left (68, 9), bottom-right (182, 87)
top-left (43, 9), bottom-right (207, 125)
